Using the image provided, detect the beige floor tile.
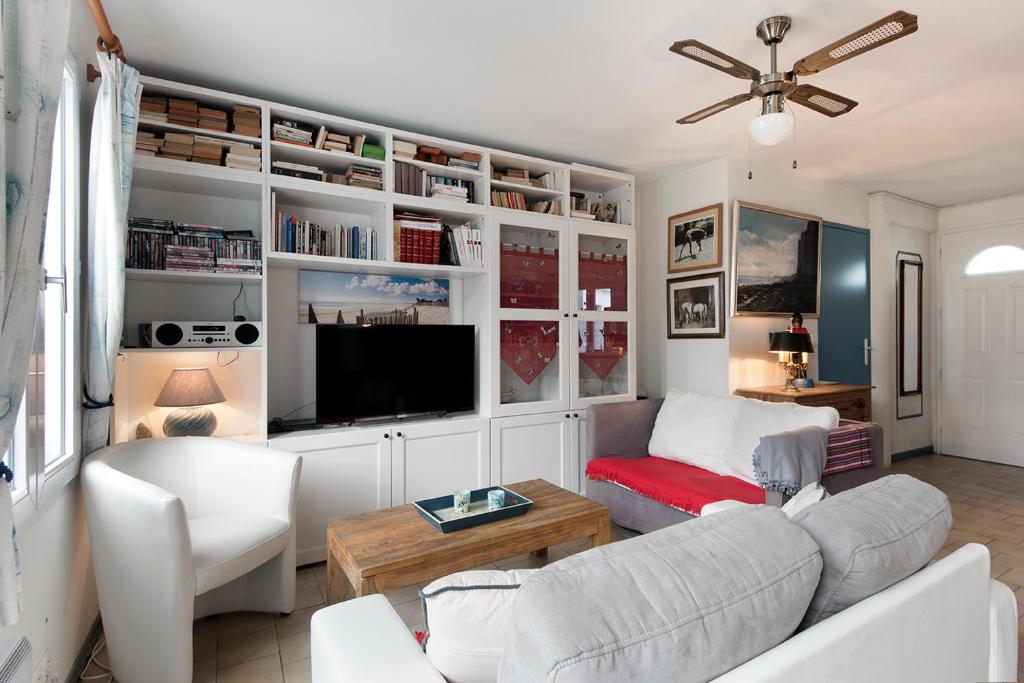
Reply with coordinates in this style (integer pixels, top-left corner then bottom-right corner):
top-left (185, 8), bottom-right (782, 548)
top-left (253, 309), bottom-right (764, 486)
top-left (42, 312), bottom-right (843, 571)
top-left (276, 606), bottom-right (318, 639)
top-left (393, 597), bottom-right (426, 626)
top-left (217, 626), bottom-right (279, 670)
top-left (296, 568), bottom-right (319, 590)
top-left (294, 583), bottom-right (325, 610)
top-left (279, 631), bottom-right (311, 666)
top-left (494, 553), bottom-right (550, 570)
top-left (216, 653), bottom-right (284, 683)
top-left (283, 658), bottom-right (312, 683)
top-left (193, 627), bottom-right (218, 661)
top-left (218, 611), bottom-right (277, 638)
top-left (384, 583), bottom-right (424, 605)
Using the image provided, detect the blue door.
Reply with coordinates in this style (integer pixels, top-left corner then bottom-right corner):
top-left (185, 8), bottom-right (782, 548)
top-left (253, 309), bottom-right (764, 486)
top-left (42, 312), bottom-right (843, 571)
top-left (818, 223), bottom-right (871, 384)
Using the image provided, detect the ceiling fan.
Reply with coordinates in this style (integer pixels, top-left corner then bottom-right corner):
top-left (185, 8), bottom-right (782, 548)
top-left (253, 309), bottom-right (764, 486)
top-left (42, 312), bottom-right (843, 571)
top-left (670, 10), bottom-right (918, 145)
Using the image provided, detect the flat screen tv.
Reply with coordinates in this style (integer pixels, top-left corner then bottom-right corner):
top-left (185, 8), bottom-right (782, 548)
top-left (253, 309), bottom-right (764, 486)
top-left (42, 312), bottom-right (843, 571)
top-left (316, 324), bottom-right (475, 424)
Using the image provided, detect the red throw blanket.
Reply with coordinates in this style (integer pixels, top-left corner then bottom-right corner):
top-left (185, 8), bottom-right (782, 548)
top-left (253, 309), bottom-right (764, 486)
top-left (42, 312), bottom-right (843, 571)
top-left (586, 456), bottom-right (765, 516)
top-left (823, 423), bottom-right (874, 476)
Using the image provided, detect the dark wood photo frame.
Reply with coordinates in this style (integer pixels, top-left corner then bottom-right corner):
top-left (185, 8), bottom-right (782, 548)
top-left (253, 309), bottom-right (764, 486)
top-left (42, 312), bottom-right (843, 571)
top-left (666, 271), bottom-right (726, 339)
top-left (667, 203), bottom-right (723, 274)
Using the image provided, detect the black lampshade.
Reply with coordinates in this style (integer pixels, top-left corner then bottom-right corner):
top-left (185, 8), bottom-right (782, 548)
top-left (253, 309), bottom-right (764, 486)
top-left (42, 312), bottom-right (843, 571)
top-left (769, 331), bottom-right (815, 354)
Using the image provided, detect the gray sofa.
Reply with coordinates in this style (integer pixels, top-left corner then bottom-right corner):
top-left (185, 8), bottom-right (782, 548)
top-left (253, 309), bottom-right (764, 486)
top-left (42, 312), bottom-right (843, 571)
top-left (585, 399), bottom-right (884, 533)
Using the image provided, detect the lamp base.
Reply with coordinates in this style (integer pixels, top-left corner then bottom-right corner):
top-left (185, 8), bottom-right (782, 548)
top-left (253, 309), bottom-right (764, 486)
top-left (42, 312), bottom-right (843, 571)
top-left (781, 376), bottom-right (801, 393)
top-left (163, 406), bottom-right (217, 437)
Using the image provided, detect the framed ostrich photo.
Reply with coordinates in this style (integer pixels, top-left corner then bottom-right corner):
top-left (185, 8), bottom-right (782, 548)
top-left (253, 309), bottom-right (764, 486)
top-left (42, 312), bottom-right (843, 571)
top-left (667, 203), bottom-right (723, 274)
top-left (666, 271), bottom-right (725, 339)
top-left (732, 201), bottom-right (822, 317)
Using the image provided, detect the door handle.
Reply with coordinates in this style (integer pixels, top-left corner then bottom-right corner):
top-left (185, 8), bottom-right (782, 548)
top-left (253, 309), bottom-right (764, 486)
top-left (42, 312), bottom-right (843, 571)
top-left (863, 338), bottom-right (872, 367)
top-left (42, 265), bottom-right (67, 314)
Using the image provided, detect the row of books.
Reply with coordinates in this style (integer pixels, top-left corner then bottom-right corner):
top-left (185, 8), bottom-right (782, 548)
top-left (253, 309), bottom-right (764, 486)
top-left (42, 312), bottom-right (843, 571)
top-left (273, 211), bottom-right (378, 260)
top-left (270, 161), bottom-right (384, 191)
top-left (126, 217), bottom-right (261, 273)
top-left (139, 96), bottom-right (261, 137)
top-left (394, 161), bottom-right (475, 203)
top-left (392, 213), bottom-right (483, 267)
top-left (392, 141), bottom-right (481, 171)
top-left (271, 118), bottom-right (385, 160)
top-left (493, 167), bottom-right (556, 190)
top-left (490, 191), bottom-right (563, 215)
top-left (135, 131), bottom-right (261, 171)
top-left (570, 193), bottom-right (621, 223)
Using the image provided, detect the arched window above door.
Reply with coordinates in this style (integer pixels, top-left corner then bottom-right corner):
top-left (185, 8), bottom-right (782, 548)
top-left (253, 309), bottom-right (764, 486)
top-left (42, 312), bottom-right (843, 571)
top-left (964, 245), bottom-right (1024, 275)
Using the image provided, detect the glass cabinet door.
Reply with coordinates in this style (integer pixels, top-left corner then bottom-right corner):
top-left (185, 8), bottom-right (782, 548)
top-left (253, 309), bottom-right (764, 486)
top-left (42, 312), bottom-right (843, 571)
top-left (499, 225), bottom-right (561, 311)
top-left (576, 232), bottom-right (628, 312)
top-left (498, 318), bottom-right (562, 408)
top-left (577, 320), bottom-right (629, 398)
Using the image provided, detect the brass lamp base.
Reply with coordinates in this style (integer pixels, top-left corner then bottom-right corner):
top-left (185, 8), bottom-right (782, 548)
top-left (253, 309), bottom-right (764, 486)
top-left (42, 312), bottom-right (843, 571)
top-left (778, 360), bottom-right (808, 393)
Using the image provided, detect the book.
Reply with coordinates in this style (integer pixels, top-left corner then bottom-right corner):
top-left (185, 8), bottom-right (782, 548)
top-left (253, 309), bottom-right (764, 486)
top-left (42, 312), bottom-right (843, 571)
top-left (361, 143), bottom-right (385, 161)
top-left (393, 140), bottom-right (417, 158)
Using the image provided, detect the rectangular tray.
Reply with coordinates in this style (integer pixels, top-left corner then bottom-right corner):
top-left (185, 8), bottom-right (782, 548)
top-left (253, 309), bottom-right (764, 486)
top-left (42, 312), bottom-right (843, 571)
top-left (413, 485), bottom-right (533, 533)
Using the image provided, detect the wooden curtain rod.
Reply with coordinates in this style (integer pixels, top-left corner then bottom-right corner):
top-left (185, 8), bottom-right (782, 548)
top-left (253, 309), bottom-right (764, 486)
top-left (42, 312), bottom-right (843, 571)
top-left (86, 0), bottom-right (126, 82)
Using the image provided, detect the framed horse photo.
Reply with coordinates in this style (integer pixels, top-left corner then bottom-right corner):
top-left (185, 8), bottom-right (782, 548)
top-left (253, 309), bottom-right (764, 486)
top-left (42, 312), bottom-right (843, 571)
top-left (667, 203), bottom-right (723, 274)
top-left (666, 271), bottom-right (726, 339)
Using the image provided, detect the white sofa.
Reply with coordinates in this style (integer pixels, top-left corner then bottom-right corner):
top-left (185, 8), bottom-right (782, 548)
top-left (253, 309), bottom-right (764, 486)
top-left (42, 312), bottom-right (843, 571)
top-left (82, 437), bottom-right (302, 683)
top-left (311, 541), bottom-right (1016, 682)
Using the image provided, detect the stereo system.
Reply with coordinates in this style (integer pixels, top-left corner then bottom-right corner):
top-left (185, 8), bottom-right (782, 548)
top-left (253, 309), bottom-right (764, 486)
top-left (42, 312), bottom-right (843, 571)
top-left (143, 321), bottom-right (263, 348)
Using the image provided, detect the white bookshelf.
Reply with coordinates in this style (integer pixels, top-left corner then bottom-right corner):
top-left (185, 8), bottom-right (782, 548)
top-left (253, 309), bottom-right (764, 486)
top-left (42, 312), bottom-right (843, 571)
top-left (118, 73), bottom-right (634, 454)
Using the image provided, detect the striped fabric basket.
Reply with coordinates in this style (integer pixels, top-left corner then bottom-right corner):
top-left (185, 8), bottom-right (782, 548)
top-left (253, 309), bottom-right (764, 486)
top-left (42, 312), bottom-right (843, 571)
top-left (823, 423), bottom-right (874, 476)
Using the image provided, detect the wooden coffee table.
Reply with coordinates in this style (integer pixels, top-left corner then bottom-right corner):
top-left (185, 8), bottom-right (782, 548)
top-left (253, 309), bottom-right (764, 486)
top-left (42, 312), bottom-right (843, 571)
top-left (325, 479), bottom-right (611, 604)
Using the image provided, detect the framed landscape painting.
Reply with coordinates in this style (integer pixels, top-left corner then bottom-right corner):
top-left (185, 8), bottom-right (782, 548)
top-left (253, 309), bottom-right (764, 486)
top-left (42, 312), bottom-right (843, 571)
top-left (732, 201), bottom-right (822, 317)
top-left (667, 203), bottom-right (723, 274)
top-left (666, 271), bottom-right (725, 339)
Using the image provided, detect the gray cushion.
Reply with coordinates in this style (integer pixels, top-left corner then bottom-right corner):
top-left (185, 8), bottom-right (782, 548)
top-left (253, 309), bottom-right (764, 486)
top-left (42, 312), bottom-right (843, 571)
top-left (497, 505), bottom-right (822, 683)
top-left (792, 474), bottom-right (952, 628)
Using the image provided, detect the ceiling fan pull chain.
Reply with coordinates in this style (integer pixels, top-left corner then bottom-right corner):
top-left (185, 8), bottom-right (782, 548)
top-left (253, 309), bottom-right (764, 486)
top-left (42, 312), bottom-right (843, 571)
top-left (747, 129), bottom-right (753, 180)
top-left (790, 102), bottom-right (799, 170)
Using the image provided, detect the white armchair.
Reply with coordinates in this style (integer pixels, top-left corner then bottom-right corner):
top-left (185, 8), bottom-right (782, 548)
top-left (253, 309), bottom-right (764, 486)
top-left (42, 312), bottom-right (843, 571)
top-left (83, 437), bottom-right (302, 683)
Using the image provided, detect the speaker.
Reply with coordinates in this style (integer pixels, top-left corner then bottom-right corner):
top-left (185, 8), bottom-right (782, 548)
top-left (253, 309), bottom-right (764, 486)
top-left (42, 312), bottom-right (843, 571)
top-left (146, 321), bottom-right (263, 348)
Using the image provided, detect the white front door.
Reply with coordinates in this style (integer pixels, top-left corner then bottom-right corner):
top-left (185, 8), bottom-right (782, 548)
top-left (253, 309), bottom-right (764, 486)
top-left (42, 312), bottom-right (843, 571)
top-left (939, 226), bottom-right (1024, 464)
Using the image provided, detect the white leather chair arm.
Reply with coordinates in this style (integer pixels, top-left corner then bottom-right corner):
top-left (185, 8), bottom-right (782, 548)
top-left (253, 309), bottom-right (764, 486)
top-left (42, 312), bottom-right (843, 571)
top-left (242, 447), bottom-right (302, 522)
top-left (988, 579), bottom-right (1018, 682)
top-left (701, 500), bottom-right (749, 516)
top-left (311, 595), bottom-right (444, 683)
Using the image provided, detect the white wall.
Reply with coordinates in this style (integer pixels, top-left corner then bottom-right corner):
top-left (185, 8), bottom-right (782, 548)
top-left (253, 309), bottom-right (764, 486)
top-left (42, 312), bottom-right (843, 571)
top-left (868, 194), bottom-right (939, 462)
top-left (637, 158), bottom-right (729, 398)
top-left (725, 158), bottom-right (870, 393)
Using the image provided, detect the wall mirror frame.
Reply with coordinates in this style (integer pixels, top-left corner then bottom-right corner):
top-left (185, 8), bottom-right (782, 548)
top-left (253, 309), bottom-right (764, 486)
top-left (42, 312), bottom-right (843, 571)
top-left (897, 253), bottom-right (924, 418)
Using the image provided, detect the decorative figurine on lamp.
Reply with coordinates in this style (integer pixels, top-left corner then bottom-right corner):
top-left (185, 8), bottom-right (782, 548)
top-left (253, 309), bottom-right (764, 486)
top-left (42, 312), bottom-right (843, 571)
top-left (154, 367), bottom-right (226, 437)
top-left (768, 329), bottom-right (814, 392)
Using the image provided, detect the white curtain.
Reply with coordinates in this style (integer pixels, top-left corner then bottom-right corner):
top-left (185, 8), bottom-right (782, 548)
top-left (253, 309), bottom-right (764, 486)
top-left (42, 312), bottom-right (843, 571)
top-left (82, 53), bottom-right (140, 455)
top-left (0, 0), bottom-right (73, 625)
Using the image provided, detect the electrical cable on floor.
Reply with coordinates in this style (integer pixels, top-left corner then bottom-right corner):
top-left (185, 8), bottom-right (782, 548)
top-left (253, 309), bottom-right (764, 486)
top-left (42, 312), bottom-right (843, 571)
top-left (79, 634), bottom-right (112, 682)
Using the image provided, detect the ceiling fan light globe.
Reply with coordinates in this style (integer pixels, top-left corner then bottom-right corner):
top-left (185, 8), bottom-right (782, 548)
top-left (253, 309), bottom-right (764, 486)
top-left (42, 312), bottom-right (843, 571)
top-left (749, 110), bottom-right (794, 146)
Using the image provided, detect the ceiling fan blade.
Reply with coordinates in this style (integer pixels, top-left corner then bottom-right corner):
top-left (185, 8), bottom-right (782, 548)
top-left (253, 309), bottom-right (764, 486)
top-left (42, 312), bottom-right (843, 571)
top-left (787, 85), bottom-right (858, 117)
top-left (676, 94), bottom-right (753, 125)
top-left (669, 40), bottom-right (760, 80)
top-left (792, 10), bottom-right (918, 77)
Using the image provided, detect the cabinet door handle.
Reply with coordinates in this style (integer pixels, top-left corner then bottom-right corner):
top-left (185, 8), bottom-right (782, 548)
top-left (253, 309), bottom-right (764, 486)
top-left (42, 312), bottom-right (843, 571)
top-left (396, 431), bottom-right (403, 438)
top-left (384, 433), bottom-right (390, 439)
top-left (572, 413), bottom-right (579, 418)
top-left (572, 313), bottom-right (578, 318)
top-left (563, 313), bottom-right (569, 318)
top-left (564, 414), bottom-right (570, 419)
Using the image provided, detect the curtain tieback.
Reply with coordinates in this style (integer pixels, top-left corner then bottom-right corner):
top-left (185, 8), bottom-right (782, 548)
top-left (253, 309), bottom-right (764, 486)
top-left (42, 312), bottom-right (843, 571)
top-left (83, 386), bottom-right (114, 410)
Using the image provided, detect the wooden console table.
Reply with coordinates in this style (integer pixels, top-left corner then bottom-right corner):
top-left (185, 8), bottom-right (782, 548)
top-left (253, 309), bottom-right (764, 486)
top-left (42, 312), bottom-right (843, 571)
top-left (325, 479), bottom-right (611, 604)
top-left (735, 384), bottom-right (872, 422)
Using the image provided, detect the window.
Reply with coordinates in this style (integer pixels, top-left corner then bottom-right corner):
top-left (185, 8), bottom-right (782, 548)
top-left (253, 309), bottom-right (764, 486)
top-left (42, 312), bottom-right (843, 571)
top-left (965, 245), bottom-right (1024, 276)
top-left (2, 58), bottom-right (80, 525)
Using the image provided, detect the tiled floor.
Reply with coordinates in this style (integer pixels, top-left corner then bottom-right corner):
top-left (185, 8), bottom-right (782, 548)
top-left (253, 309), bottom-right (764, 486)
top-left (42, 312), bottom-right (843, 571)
top-left (80, 526), bottom-right (638, 682)
top-left (81, 454), bottom-right (1024, 682)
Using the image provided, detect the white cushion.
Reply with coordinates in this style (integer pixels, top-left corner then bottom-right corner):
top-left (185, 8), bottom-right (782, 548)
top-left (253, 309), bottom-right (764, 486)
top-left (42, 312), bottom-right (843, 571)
top-left (421, 569), bottom-right (536, 683)
top-left (647, 390), bottom-right (743, 478)
top-left (725, 398), bottom-right (839, 483)
top-left (189, 515), bottom-right (291, 595)
top-left (782, 483), bottom-right (829, 517)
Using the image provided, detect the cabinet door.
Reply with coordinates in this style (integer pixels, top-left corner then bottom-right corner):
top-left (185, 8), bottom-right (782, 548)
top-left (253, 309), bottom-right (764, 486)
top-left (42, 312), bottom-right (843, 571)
top-left (392, 418), bottom-right (491, 504)
top-left (490, 412), bottom-right (575, 491)
top-left (570, 224), bottom-right (636, 409)
top-left (272, 427), bottom-right (391, 565)
top-left (573, 412), bottom-right (588, 496)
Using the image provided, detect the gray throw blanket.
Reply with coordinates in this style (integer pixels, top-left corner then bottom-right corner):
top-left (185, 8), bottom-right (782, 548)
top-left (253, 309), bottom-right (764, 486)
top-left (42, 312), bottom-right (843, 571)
top-left (752, 426), bottom-right (828, 496)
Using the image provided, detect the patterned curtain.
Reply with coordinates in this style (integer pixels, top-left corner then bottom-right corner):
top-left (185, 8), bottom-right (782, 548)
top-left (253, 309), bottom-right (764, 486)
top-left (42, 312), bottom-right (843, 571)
top-left (0, 0), bottom-right (73, 626)
top-left (82, 53), bottom-right (140, 455)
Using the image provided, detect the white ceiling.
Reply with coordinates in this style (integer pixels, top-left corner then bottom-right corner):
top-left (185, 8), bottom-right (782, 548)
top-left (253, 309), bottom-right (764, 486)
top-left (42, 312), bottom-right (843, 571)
top-left (97, 0), bottom-right (1024, 207)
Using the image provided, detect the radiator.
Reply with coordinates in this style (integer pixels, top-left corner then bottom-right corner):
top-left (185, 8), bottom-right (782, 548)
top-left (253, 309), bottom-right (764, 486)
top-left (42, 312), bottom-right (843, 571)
top-left (0, 638), bottom-right (31, 683)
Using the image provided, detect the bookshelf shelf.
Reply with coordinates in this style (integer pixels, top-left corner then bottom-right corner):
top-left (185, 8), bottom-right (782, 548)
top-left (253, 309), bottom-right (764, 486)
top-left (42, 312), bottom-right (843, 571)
top-left (570, 217), bottom-right (632, 230)
top-left (267, 251), bottom-right (486, 279)
top-left (137, 119), bottom-right (262, 146)
top-left (125, 268), bottom-right (262, 285)
top-left (270, 141), bottom-right (387, 169)
top-left (392, 194), bottom-right (487, 219)
top-left (133, 154), bottom-right (263, 200)
top-left (269, 175), bottom-right (387, 213)
top-left (119, 346), bottom-right (263, 355)
top-left (395, 156), bottom-right (483, 181)
top-left (489, 178), bottom-right (564, 199)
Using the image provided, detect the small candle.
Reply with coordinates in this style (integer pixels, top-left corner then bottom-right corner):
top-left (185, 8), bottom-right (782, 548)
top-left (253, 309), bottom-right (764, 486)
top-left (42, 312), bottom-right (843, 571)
top-left (488, 489), bottom-right (506, 511)
top-left (454, 489), bottom-right (471, 514)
